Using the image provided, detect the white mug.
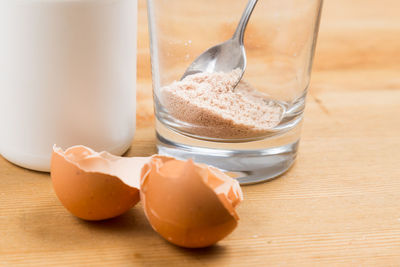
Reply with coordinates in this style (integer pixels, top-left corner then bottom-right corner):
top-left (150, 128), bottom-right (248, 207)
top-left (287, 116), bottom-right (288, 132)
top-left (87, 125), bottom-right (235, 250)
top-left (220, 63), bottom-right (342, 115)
top-left (0, 0), bottom-right (137, 172)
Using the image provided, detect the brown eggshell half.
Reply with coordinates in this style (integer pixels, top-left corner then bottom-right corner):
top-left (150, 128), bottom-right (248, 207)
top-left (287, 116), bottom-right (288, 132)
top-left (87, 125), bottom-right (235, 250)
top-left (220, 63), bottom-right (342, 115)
top-left (51, 145), bottom-right (149, 221)
top-left (140, 156), bottom-right (243, 248)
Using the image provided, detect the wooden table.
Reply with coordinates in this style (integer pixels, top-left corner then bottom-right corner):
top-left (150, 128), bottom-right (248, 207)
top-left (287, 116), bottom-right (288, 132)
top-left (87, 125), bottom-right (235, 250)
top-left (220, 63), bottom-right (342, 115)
top-left (1, 0), bottom-right (400, 265)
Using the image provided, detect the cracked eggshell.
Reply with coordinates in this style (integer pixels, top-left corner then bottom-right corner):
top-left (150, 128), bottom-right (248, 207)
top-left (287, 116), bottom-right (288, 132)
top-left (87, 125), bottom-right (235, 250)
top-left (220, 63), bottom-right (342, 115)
top-left (51, 145), bottom-right (149, 221)
top-left (140, 156), bottom-right (243, 248)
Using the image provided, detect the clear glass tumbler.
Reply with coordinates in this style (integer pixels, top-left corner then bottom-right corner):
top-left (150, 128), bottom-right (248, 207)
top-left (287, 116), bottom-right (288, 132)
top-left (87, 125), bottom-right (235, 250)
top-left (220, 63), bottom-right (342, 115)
top-left (147, 0), bottom-right (323, 184)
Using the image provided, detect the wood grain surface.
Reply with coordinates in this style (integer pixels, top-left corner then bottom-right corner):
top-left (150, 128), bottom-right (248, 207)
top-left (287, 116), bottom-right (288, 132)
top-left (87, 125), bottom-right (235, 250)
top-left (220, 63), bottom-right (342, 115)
top-left (1, 0), bottom-right (400, 266)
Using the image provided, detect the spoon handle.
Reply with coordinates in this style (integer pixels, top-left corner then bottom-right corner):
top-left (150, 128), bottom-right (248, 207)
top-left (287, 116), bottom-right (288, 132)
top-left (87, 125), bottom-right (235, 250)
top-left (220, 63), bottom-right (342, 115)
top-left (233, 0), bottom-right (258, 44)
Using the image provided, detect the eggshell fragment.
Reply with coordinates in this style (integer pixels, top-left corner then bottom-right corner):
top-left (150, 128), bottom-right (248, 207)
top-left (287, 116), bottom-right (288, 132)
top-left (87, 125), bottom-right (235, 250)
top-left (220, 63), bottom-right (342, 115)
top-left (140, 156), bottom-right (243, 248)
top-left (51, 145), bottom-right (149, 221)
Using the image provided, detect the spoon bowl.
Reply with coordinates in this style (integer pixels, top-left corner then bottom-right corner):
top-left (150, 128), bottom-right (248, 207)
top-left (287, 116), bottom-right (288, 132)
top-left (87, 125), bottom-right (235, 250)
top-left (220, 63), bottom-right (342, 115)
top-left (181, 0), bottom-right (258, 86)
top-left (181, 39), bottom-right (246, 80)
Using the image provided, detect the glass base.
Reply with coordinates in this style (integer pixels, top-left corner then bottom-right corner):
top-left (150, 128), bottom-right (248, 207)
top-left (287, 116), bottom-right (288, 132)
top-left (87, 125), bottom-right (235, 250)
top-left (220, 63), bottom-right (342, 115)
top-left (156, 132), bottom-right (298, 185)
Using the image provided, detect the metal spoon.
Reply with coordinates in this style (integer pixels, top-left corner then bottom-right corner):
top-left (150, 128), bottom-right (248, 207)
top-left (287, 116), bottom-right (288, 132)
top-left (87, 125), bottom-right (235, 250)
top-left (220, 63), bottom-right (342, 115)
top-left (181, 0), bottom-right (258, 85)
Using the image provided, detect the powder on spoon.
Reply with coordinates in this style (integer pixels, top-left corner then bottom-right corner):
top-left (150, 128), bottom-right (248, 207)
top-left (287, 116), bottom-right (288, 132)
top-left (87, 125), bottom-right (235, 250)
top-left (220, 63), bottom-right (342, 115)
top-left (161, 69), bottom-right (284, 139)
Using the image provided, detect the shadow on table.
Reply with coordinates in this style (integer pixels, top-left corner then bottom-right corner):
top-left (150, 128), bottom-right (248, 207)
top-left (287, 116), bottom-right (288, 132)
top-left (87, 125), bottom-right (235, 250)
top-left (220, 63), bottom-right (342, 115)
top-left (173, 244), bottom-right (227, 260)
top-left (22, 200), bottom-right (228, 262)
top-left (20, 203), bottom-right (154, 249)
top-left (77, 205), bottom-right (153, 235)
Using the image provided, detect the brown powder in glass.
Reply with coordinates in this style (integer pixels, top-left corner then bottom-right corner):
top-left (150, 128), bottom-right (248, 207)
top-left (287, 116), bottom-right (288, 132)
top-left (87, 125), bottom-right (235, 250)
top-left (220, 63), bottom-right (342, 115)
top-left (161, 69), bottom-right (283, 139)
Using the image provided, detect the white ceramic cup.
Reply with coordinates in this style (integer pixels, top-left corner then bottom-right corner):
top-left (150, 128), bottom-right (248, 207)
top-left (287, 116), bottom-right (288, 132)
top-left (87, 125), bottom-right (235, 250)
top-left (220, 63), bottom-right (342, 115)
top-left (0, 0), bottom-right (137, 172)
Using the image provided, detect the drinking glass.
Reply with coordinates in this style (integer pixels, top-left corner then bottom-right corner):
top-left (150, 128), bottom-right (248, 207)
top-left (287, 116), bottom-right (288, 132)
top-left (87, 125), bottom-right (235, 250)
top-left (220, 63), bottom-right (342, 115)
top-left (147, 0), bottom-right (323, 184)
